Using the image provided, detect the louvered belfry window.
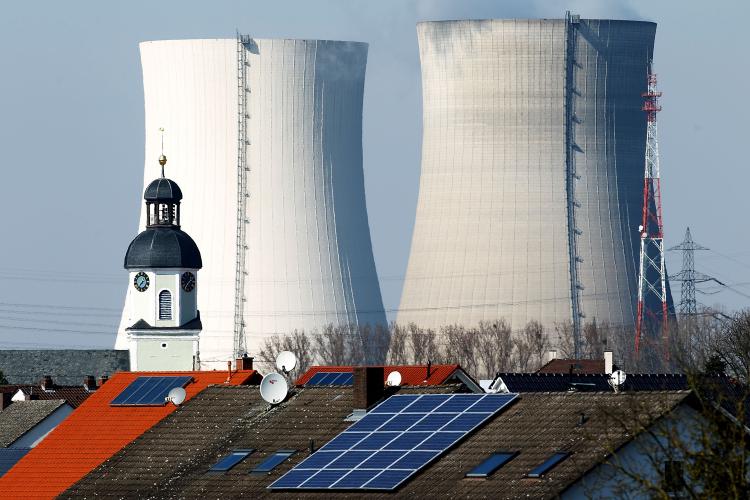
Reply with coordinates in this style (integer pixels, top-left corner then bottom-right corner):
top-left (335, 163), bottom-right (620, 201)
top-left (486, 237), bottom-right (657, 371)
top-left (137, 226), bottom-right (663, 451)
top-left (159, 290), bottom-right (172, 320)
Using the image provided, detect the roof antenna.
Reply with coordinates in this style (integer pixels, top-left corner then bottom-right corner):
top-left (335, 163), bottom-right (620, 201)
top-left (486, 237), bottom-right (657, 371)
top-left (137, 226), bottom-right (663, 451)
top-left (158, 127), bottom-right (167, 177)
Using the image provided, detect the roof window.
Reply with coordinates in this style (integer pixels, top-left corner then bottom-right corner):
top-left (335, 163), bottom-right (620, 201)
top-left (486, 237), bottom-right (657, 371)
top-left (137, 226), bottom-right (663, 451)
top-left (465, 451), bottom-right (518, 478)
top-left (528, 452), bottom-right (570, 478)
top-left (251, 450), bottom-right (296, 474)
top-left (209, 449), bottom-right (254, 472)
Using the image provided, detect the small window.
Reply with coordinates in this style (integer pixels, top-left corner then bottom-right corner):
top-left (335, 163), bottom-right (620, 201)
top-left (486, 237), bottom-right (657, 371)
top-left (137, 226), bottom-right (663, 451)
top-left (466, 451), bottom-right (518, 478)
top-left (663, 460), bottom-right (684, 492)
top-left (528, 452), bottom-right (570, 478)
top-left (210, 449), bottom-right (254, 472)
top-left (159, 290), bottom-right (172, 320)
top-left (250, 450), bottom-right (296, 474)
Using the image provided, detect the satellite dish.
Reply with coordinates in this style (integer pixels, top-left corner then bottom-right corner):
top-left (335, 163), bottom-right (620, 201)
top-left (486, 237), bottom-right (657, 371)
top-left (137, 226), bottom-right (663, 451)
top-left (610, 369), bottom-right (627, 387)
top-left (260, 372), bottom-right (288, 405)
top-left (166, 387), bottom-right (186, 406)
top-left (276, 351), bottom-right (297, 374)
top-left (386, 371), bottom-right (402, 387)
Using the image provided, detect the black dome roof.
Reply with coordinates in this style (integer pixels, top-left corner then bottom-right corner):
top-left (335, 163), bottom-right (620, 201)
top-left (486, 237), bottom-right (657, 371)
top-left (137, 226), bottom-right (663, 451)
top-left (144, 177), bottom-right (182, 202)
top-left (124, 227), bottom-right (202, 269)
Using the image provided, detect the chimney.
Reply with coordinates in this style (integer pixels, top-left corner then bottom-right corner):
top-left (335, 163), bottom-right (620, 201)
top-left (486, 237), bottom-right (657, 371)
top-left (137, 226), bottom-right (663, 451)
top-left (41, 375), bottom-right (54, 391)
top-left (604, 351), bottom-right (613, 374)
top-left (98, 375), bottom-right (109, 386)
top-left (353, 366), bottom-right (384, 413)
top-left (543, 350), bottom-right (558, 366)
top-left (235, 356), bottom-right (254, 371)
top-left (0, 392), bottom-right (12, 410)
top-left (83, 375), bottom-right (97, 391)
top-left (426, 360), bottom-right (432, 380)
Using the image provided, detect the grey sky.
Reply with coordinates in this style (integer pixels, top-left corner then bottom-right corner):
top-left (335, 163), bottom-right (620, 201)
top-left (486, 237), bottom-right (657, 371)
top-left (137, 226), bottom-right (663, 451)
top-left (0, 0), bottom-right (747, 349)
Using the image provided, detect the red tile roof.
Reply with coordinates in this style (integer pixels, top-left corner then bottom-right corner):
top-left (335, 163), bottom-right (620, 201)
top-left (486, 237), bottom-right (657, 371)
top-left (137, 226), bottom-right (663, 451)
top-left (295, 364), bottom-right (463, 387)
top-left (537, 359), bottom-right (605, 374)
top-left (0, 370), bottom-right (260, 499)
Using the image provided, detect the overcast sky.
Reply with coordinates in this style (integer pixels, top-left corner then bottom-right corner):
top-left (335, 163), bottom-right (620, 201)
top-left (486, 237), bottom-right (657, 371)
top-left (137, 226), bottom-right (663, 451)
top-left (0, 0), bottom-right (747, 348)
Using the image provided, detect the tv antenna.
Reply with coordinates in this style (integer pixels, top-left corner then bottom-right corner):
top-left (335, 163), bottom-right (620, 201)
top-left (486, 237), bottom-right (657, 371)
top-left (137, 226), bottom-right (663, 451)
top-left (165, 387), bottom-right (186, 406)
top-left (276, 351), bottom-right (297, 374)
top-left (260, 372), bottom-right (288, 405)
top-left (386, 371), bottom-right (402, 387)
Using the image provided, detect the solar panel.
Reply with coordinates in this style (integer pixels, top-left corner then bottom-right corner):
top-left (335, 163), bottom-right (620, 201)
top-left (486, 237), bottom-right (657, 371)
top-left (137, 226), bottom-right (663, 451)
top-left (268, 393), bottom-right (517, 491)
top-left (528, 451), bottom-right (570, 478)
top-left (306, 372), bottom-right (354, 386)
top-left (110, 376), bottom-right (192, 406)
top-left (465, 451), bottom-right (517, 478)
top-left (209, 449), bottom-right (255, 472)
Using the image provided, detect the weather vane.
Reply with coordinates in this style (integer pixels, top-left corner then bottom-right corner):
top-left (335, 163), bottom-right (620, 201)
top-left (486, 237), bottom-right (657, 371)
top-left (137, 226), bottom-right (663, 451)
top-left (158, 127), bottom-right (167, 177)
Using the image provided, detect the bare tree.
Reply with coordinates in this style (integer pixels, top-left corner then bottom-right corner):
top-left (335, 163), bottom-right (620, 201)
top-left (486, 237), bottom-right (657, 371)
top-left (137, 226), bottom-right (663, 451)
top-left (474, 320), bottom-right (514, 378)
top-left (313, 324), bottom-right (350, 365)
top-left (441, 324), bottom-right (478, 376)
top-left (387, 323), bottom-right (409, 365)
top-left (257, 329), bottom-right (314, 376)
top-left (408, 324), bottom-right (441, 365)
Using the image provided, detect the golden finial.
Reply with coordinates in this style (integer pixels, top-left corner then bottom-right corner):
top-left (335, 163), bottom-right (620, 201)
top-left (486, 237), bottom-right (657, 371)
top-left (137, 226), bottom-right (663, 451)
top-left (158, 127), bottom-right (167, 177)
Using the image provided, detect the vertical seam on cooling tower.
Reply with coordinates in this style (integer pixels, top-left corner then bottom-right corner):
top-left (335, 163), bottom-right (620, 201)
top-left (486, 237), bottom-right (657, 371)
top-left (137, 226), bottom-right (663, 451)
top-left (234, 35), bottom-right (250, 357)
top-left (564, 15), bottom-right (583, 355)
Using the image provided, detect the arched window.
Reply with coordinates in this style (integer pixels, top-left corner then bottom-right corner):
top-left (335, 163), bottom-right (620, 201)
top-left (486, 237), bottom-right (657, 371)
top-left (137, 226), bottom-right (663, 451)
top-left (159, 290), bottom-right (172, 320)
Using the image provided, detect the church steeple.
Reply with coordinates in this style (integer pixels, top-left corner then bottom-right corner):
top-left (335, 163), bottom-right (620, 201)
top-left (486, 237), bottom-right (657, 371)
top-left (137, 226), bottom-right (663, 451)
top-left (122, 148), bottom-right (203, 372)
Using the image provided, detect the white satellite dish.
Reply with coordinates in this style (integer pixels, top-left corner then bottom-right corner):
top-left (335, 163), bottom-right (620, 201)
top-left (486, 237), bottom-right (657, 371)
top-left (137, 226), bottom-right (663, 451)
top-left (386, 371), bottom-right (402, 387)
top-left (166, 387), bottom-right (187, 406)
top-left (276, 351), bottom-right (298, 374)
top-left (610, 369), bottom-right (627, 387)
top-left (260, 372), bottom-right (289, 405)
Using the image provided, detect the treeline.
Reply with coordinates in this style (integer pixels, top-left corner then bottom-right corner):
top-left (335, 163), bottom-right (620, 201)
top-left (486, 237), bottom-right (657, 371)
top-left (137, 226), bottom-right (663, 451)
top-left (257, 309), bottom-right (748, 382)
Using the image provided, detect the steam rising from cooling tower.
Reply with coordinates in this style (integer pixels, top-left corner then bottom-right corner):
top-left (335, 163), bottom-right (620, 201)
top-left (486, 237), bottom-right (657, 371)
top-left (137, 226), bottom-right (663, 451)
top-left (117, 38), bottom-right (386, 367)
top-left (398, 18), bottom-right (674, 336)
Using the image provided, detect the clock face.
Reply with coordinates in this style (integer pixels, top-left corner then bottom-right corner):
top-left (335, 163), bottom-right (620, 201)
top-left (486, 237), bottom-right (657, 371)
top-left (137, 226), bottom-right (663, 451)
top-left (181, 271), bottom-right (196, 292)
top-left (133, 272), bottom-right (150, 292)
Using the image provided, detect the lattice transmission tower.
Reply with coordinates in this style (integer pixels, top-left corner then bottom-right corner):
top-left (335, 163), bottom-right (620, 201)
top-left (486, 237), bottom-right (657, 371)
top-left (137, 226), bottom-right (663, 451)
top-left (635, 69), bottom-right (669, 355)
top-left (668, 227), bottom-right (712, 316)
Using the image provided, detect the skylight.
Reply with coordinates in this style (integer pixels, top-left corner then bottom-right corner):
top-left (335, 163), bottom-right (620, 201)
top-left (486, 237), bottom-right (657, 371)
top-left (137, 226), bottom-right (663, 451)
top-left (251, 450), bottom-right (296, 474)
top-left (528, 452), bottom-right (570, 478)
top-left (465, 451), bottom-right (518, 478)
top-left (209, 449), bottom-right (254, 472)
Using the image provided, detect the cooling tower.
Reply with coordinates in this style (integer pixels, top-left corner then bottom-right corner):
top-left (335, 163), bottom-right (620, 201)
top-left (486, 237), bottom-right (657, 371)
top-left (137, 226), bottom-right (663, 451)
top-left (398, 18), bottom-right (673, 333)
top-left (116, 38), bottom-right (386, 368)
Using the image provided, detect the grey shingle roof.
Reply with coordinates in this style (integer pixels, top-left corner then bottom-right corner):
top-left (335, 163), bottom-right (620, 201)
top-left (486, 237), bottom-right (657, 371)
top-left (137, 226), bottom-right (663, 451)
top-left (0, 400), bottom-right (66, 447)
top-left (63, 386), bottom-right (690, 499)
top-left (0, 350), bottom-right (129, 385)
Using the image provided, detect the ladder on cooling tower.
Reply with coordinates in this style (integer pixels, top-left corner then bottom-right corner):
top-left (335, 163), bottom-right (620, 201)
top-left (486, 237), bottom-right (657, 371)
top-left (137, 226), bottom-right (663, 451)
top-left (565, 12), bottom-right (584, 357)
top-left (233, 34), bottom-right (251, 358)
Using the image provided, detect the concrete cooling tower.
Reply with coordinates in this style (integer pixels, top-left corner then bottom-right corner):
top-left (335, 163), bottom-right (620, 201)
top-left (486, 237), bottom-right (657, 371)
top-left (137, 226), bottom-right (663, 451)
top-left (398, 18), bottom-right (673, 334)
top-left (116, 38), bottom-right (387, 368)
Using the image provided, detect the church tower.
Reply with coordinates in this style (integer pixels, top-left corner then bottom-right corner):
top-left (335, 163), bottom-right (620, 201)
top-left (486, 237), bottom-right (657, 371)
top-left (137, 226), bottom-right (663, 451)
top-left (122, 154), bottom-right (203, 371)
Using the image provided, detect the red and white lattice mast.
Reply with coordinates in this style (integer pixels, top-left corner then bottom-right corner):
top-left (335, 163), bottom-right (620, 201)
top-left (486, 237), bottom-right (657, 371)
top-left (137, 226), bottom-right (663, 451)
top-left (635, 67), bottom-right (669, 356)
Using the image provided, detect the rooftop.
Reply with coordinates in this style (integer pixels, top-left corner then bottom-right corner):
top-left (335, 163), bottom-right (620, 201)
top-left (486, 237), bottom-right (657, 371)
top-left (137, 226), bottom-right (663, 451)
top-left (12, 384), bottom-right (93, 409)
top-left (0, 400), bottom-right (66, 447)
top-left (296, 364), bottom-right (479, 389)
top-left (62, 383), bottom-right (691, 499)
top-left (537, 358), bottom-right (605, 374)
top-left (0, 369), bottom-right (260, 499)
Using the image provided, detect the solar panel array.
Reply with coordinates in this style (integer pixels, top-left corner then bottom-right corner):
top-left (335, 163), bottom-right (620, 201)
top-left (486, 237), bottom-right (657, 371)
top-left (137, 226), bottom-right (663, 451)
top-left (269, 393), bottom-right (517, 490)
top-left (306, 372), bottom-right (354, 386)
top-left (110, 376), bottom-right (192, 406)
